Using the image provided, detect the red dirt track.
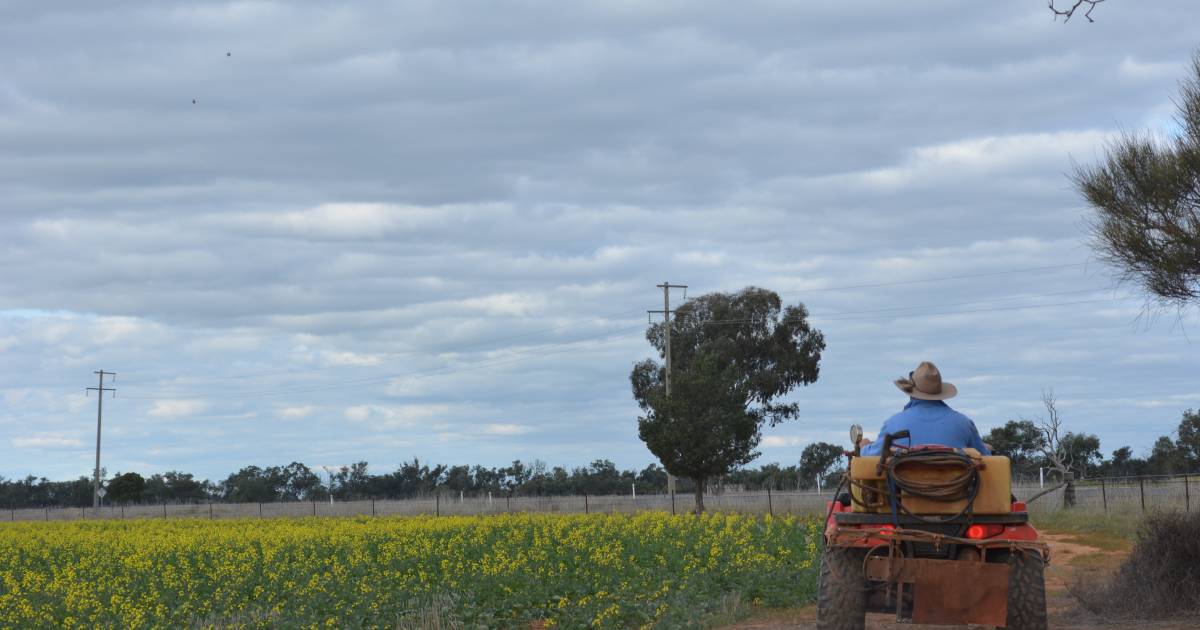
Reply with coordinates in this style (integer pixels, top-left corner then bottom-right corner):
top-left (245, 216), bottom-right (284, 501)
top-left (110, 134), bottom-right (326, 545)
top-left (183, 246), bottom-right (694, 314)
top-left (720, 534), bottom-right (1194, 630)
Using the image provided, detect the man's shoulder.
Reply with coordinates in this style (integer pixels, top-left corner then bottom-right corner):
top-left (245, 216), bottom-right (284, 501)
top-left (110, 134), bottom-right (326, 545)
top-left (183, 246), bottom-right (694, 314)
top-left (941, 404), bottom-right (974, 422)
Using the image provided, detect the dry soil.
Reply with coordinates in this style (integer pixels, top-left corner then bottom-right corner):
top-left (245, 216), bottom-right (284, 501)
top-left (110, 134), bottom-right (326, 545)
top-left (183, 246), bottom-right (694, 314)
top-left (719, 534), bottom-right (1194, 630)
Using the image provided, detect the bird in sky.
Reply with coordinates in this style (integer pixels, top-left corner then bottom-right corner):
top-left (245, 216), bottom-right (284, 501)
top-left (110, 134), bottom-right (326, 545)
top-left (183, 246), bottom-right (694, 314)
top-left (226, 52), bottom-right (231, 57)
top-left (192, 98), bottom-right (197, 104)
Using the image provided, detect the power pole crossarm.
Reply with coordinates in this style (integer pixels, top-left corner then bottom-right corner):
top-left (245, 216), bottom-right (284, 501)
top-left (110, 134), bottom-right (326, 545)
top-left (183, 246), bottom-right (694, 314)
top-left (647, 281), bottom-right (688, 397)
top-left (85, 370), bottom-right (116, 509)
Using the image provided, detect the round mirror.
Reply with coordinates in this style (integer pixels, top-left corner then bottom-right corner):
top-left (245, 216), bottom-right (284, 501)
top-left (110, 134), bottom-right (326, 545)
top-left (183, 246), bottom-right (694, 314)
top-left (849, 424), bottom-right (863, 446)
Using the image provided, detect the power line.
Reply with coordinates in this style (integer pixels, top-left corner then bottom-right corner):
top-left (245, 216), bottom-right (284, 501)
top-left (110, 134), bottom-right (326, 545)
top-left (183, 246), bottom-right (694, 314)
top-left (117, 262), bottom-right (1092, 386)
top-left (118, 324), bottom-right (649, 400)
top-left (816, 298), bottom-right (1120, 322)
top-left (116, 309), bottom-right (653, 386)
top-left (677, 290), bottom-right (1120, 327)
top-left (776, 262), bottom-right (1089, 295)
top-left (109, 264), bottom-right (1109, 399)
top-left (114, 295), bottom-right (1128, 402)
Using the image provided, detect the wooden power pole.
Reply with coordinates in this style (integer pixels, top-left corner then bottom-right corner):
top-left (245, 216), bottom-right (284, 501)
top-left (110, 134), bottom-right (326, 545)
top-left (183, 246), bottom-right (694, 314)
top-left (86, 370), bottom-right (116, 508)
top-left (649, 282), bottom-right (686, 495)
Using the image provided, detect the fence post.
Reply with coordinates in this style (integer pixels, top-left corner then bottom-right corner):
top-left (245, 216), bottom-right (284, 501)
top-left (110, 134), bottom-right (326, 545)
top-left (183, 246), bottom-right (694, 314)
top-left (1139, 476), bottom-right (1146, 512)
top-left (45, 507), bottom-right (49, 521)
top-left (81, 507), bottom-right (85, 520)
top-left (120, 505), bottom-right (124, 520)
top-left (584, 493), bottom-right (589, 515)
top-left (371, 498), bottom-right (376, 517)
top-left (767, 486), bottom-right (773, 516)
top-left (436, 494), bottom-right (440, 517)
top-left (1185, 475), bottom-right (1191, 513)
top-left (209, 502), bottom-right (214, 520)
top-left (312, 500), bottom-right (316, 516)
top-left (258, 502), bottom-right (262, 518)
top-left (671, 489), bottom-right (675, 516)
top-left (506, 495), bottom-right (510, 512)
top-left (1100, 478), bottom-right (1107, 513)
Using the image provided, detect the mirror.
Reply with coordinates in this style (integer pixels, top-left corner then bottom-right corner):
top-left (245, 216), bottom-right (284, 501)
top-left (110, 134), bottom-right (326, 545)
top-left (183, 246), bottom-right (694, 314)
top-left (849, 424), bottom-right (863, 446)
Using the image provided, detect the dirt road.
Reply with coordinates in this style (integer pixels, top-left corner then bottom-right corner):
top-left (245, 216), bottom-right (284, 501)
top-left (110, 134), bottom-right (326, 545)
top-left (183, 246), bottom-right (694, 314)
top-left (720, 534), bottom-right (1191, 630)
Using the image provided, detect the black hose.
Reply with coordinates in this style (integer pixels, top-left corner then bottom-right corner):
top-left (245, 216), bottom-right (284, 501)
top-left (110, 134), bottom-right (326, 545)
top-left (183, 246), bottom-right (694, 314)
top-left (886, 449), bottom-right (980, 525)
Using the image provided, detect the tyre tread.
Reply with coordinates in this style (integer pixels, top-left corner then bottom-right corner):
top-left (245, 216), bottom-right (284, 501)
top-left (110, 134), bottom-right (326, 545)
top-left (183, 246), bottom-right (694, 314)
top-left (1003, 550), bottom-right (1048, 630)
top-left (816, 546), bottom-right (867, 630)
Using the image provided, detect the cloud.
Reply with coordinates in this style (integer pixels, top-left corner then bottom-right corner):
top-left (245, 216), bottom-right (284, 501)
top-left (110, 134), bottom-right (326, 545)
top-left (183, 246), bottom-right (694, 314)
top-left (344, 405), bottom-right (372, 422)
top-left (279, 405), bottom-right (315, 419)
top-left (484, 423), bottom-right (532, 436)
top-left (147, 400), bottom-right (206, 418)
top-left (2, 0), bottom-right (1200, 481)
top-left (343, 404), bottom-right (457, 428)
top-left (322, 351), bottom-right (383, 367)
top-left (220, 203), bottom-right (445, 240)
top-left (858, 130), bottom-right (1113, 191)
top-left (12, 434), bottom-right (83, 449)
top-left (673, 251), bottom-right (727, 266)
top-left (459, 293), bottom-right (547, 317)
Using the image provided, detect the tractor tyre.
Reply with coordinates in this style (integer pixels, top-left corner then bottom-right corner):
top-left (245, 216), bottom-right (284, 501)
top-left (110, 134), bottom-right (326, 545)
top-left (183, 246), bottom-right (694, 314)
top-left (997, 549), bottom-right (1048, 630)
top-left (816, 546), bottom-right (867, 630)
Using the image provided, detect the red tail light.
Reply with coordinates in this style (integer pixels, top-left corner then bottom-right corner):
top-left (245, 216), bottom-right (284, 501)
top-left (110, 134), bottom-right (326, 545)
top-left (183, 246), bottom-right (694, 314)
top-left (965, 524), bottom-right (1005, 539)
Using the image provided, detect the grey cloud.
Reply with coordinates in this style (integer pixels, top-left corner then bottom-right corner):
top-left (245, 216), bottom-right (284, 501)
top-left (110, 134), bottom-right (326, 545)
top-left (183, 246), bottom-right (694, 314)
top-left (3, 1), bottom-right (1200, 479)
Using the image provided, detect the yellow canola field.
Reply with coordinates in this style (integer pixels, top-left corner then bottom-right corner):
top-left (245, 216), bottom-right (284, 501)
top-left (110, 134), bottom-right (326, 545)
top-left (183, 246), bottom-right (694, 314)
top-left (0, 512), bottom-right (820, 629)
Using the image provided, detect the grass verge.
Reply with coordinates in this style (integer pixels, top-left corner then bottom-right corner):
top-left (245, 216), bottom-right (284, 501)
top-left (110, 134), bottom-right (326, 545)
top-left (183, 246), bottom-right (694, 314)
top-left (1030, 508), bottom-right (1140, 551)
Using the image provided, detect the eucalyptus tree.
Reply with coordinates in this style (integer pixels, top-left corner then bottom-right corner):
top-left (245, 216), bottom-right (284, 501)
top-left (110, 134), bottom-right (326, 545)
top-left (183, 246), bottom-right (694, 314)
top-left (631, 287), bottom-right (825, 513)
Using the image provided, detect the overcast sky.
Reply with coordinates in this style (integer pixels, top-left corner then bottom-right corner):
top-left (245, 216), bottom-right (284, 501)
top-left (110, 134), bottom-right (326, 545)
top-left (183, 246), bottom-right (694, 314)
top-left (3, 1), bottom-right (1198, 482)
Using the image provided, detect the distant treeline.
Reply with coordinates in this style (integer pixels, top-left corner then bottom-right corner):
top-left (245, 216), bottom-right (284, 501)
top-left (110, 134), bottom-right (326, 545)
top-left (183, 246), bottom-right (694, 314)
top-left (5, 409), bottom-right (1196, 509)
top-left (0, 459), bottom-right (833, 509)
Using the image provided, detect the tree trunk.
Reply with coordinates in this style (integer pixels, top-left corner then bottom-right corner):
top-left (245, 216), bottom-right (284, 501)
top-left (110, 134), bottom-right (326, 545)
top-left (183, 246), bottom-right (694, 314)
top-left (693, 477), bottom-right (705, 515)
top-left (1063, 478), bottom-right (1076, 508)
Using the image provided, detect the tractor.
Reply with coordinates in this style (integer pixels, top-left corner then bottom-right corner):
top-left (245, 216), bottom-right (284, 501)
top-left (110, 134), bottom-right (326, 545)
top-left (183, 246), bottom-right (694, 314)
top-left (817, 425), bottom-right (1049, 629)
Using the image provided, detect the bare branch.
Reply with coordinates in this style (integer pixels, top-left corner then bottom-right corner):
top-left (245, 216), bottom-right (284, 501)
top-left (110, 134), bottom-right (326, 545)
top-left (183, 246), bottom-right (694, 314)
top-left (1048, 0), bottom-right (1107, 23)
top-left (1024, 389), bottom-right (1079, 506)
top-left (1023, 479), bottom-right (1068, 504)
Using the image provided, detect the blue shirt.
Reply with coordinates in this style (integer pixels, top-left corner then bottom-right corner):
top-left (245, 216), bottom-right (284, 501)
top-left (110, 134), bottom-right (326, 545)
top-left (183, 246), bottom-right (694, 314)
top-left (861, 399), bottom-right (991, 455)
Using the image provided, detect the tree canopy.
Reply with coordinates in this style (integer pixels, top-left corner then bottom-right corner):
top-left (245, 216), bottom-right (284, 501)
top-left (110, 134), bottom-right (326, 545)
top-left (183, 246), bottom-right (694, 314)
top-left (1073, 52), bottom-right (1200, 309)
top-left (983, 420), bottom-right (1046, 480)
top-left (798, 442), bottom-right (846, 490)
top-left (631, 287), bottom-right (825, 513)
top-left (106, 472), bottom-right (145, 505)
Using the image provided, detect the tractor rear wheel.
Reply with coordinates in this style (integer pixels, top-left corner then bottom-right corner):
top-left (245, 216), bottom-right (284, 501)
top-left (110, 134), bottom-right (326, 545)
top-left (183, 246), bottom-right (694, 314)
top-left (816, 546), bottom-right (867, 630)
top-left (995, 549), bottom-right (1048, 630)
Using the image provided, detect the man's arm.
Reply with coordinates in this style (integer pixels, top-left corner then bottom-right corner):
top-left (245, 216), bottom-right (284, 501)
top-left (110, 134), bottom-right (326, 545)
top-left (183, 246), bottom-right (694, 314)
top-left (967, 421), bottom-right (991, 455)
top-left (859, 420), bottom-right (892, 456)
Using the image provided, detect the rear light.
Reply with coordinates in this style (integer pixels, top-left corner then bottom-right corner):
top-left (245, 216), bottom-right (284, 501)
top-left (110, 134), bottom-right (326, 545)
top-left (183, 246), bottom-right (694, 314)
top-left (965, 524), bottom-right (1005, 539)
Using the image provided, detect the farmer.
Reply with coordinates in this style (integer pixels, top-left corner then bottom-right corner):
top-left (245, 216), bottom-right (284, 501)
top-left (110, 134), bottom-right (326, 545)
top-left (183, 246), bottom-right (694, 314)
top-left (859, 361), bottom-right (991, 455)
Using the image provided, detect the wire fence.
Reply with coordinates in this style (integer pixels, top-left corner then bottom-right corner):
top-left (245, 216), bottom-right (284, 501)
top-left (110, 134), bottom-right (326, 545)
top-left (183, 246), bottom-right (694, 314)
top-left (3, 473), bottom-right (1194, 523)
top-left (1016, 473), bottom-right (1197, 514)
top-left (2, 489), bottom-right (838, 523)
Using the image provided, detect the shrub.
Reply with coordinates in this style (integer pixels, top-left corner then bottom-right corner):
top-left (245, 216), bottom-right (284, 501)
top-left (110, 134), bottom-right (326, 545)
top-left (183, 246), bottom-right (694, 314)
top-left (1070, 510), bottom-right (1200, 619)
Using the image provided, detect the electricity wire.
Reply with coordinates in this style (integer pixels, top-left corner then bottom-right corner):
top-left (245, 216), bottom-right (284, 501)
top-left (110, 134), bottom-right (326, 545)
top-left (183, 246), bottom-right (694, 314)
top-left (116, 262), bottom-right (1093, 385)
top-left (115, 294), bottom-right (1126, 401)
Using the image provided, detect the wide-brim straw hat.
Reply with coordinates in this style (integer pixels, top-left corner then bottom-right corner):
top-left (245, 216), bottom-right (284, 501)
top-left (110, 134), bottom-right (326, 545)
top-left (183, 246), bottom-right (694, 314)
top-left (895, 361), bottom-right (957, 400)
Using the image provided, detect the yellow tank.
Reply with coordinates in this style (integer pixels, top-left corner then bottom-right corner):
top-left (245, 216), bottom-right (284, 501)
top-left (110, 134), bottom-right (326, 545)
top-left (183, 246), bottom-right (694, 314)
top-left (849, 449), bottom-right (1011, 514)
